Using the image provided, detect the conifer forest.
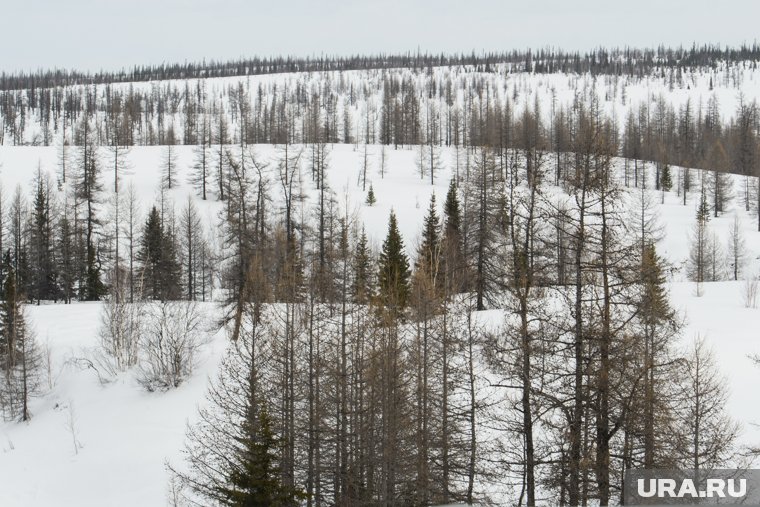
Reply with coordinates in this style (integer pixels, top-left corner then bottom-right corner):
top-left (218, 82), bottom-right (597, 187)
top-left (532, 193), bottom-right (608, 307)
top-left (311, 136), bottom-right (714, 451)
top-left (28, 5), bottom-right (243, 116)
top-left (1, 42), bottom-right (760, 506)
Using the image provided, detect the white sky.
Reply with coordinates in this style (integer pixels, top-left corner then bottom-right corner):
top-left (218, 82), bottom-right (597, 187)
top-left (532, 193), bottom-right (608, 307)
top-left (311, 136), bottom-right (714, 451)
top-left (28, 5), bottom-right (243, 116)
top-left (2, 0), bottom-right (758, 73)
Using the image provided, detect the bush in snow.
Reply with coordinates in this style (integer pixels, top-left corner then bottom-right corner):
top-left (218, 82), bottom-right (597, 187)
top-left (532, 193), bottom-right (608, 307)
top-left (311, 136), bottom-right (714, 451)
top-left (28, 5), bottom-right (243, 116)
top-left (97, 289), bottom-right (144, 377)
top-left (137, 301), bottom-right (205, 391)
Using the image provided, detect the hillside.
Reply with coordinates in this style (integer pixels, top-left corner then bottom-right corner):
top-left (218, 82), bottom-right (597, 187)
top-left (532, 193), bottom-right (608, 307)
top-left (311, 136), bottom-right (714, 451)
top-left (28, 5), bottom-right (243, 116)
top-left (0, 140), bottom-right (758, 505)
top-left (1, 54), bottom-right (760, 506)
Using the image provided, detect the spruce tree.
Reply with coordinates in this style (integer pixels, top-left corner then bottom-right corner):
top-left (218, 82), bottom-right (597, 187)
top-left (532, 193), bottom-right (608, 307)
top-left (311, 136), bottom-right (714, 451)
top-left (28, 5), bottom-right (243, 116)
top-left (414, 193), bottom-right (441, 293)
top-left (365, 184), bottom-right (376, 206)
top-left (636, 244), bottom-right (679, 467)
top-left (697, 182), bottom-right (710, 223)
top-left (689, 183), bottom-right (713, 286)
top-left (661, 164), bottom-right (672, 192)
top-left (353, 226), bottom-right (373, 304)
top-left (139, 206), bottom-right (181, 301)
top-left (377, 210), bottom-right (410, 311)
top-left (219, 404), bottom-right (304, 506)
top-left (58, 195), bottom-right (76, 304)
top-left (74, 116), bottom-right (106, 301)
top-left (443, 179), bottom-right (461, 234)
top-left (0, 258), bottom-right (39, 422)
top-left (0, 256), bottom-right (19, 372)
top-left (30, 170), bottom-right (57, 303)
top-left (441, 179), bottom-right (465, 295)
top-left (173, 309), bottom-right (305, 507)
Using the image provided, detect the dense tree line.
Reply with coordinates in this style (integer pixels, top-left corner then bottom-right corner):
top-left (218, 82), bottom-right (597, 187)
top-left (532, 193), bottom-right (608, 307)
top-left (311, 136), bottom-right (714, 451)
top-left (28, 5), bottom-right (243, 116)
top-left (2, 43), bottom-right (760, 91)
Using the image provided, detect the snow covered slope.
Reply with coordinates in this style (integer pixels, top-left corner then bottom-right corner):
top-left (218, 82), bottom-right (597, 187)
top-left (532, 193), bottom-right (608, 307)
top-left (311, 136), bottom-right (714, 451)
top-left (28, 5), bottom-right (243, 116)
top-left (0, 140), bottom-right (760, 505)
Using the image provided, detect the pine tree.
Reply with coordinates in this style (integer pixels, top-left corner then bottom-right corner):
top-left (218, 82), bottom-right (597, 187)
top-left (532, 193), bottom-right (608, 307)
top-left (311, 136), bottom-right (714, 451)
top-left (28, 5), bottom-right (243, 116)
top-left (139, 206), bottom-right (181, 301)
top-left (74, 116), bottom-right (106, 301)
top-left (353, 226), bottom-right (373, 304)
top-left (661, 164), bottom-right (672, 191)
top-left (377, 210), bottom-right (411, 312)
top-left (30, 169), bottom-right (57, 303)
top-left (365, 184), bottom-right (377, 206)
top-left (0, 259), bottom-right (40, 421)
top-left (219, 404), bottom-right (304, 506)
top-left (414, 193), bottom-right (441, 289)
top-left (0, 255), bottom-right (19, 372)
top-left (173, 306), bottom-right (305, 507)
top-left (441, 179), bottom-right (465, 295)
top-left (697, 182), bottom-right (710, 223)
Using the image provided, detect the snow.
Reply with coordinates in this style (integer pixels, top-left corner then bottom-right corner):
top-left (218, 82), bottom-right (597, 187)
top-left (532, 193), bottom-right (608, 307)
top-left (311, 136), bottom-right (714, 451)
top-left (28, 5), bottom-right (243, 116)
top-left (1, 140), bottom-right (760, 505)
top-left (0, 303), bottom-right (226, 506)
top-left (672, 280), bottom-right (760, 444)
top-left (2, 66), bottom-right (760, 506)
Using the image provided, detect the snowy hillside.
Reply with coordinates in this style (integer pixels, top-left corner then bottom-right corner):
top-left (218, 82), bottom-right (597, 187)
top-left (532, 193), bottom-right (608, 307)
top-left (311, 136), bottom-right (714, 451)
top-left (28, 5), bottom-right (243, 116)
top-left (3, 46), bottom-right (760, 507)
top-left (0, 138), bottom-right (759, 505)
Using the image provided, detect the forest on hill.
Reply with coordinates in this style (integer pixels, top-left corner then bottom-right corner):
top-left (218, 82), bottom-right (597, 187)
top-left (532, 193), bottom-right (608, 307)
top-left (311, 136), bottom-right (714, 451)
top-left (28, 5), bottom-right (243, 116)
top-left (0, 48), bottom-right (758, 506)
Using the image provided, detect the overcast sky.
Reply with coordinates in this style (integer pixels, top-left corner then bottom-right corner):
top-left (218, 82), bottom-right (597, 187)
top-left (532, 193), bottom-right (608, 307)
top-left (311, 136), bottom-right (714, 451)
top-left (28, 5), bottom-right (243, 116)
top-left (3, 0), bottom-right (758, 73)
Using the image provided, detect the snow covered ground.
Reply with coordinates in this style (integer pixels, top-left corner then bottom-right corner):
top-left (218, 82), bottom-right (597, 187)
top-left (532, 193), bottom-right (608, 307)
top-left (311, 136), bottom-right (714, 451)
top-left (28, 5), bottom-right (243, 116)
top-left (1, 303), bottom-right (227, 506)
top-left (0, 141), bottom-right (759, 505)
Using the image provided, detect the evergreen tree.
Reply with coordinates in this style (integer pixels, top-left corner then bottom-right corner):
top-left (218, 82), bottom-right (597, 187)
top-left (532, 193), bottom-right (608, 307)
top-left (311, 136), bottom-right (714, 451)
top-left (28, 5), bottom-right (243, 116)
top-left (441, 179), bottom-right (465, 295)
top-left (219, 404), bottom-right (304, 506)
top-left (637, 244), bottom-right (679, 466)
top-left (443, 179), bottom-right (461, 234)
top-left (30, 169), bottom-right (58, 303)
top-left (377, 210), bottom-right (410, 312)
top-left (414, 193), bottom-right (442, 293)
top-left (0, 258), bottom-right (40, 422)
top-left (697, 182), bottom-right (710, 223)
top-left (74, 116), bottom-right (106, 301)
top-left (140, 206), bottom-right (162, 298)
top-left (0, 255), bottom-right (19, 372)
top-left (173, 307), bottom-right (305, 507)
top-left (365, 183), bottom-right (377, 206)
top-left (9, 187), bottom-right (30, 299)
top-left (58, 194), bottom-right (76, 304)
top-left (139, 206), bottom-right (181, 301)
top-left (640, 245), bottom-right (671, 318)
top-left (353, 226), bottom-right (373, 304)
top-left (661, 164), bottom-right (672, 191)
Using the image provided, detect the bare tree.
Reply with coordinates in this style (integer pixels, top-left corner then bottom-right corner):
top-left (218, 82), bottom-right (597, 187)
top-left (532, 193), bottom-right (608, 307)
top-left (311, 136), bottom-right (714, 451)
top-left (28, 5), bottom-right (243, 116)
top-left (675, 336), bottom-right (739, 470)
top-left (137, 301), bottom-right (206, 391)
top-left (97, 283), bottom-right (144, 376)
top-left (162, 144), bottom-right (179, 190)
top-left (727, 214), bottom-right (746, 281)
